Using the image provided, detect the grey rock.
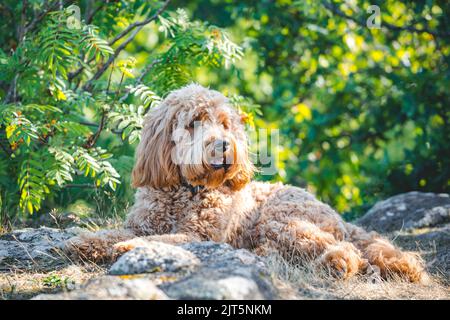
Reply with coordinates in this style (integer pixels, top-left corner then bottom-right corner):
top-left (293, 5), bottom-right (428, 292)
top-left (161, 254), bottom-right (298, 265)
top-left (32, 275), bottom-right (168, 300)
top-left (161, 274), bottom-right (265, 300)
top-left (109, 243), bottom-right (200, 275)
top-left (109, 241), bottom-right (277, 299)
top-left (29, 240), bottom-right (278, 300)
top-left (357, 191), bottom-right (450, 233)
top-left (161, 242), bottom-right (277, 299)
top-left (181, 241), bottom-right (264, 267)
top-left (0, 227), bottom-right (81, 271)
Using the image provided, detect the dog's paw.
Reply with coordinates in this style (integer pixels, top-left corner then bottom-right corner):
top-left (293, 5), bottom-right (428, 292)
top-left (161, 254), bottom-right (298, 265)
top-left (63, 235), bottom-right (107, 263)
top-left (320, 256), bottom-right (349, 279)
top-left (112, 238), bottom-right (150, 255)
top-left (64, 236), bottom-right (86, 256)
top-left (319, 243), bottom-right (364, 280)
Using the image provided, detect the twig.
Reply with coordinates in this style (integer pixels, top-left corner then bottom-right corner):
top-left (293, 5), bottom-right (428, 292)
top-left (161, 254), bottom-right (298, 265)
top-left (86, 1), bottom-right (105, 24)
top-left (78, 121), bottom-right (98, 128)
top-left (11, 234), bottom-right (39, 267)
top-left (137, 58), bottom-right (162, 84)
top-left (115, 72), bottom-right (125, 100)
top-left (18, 0), bottom-right (28, 41)
top-left (323, 1), bottom-right (450, 38)
top-left (4, 74), bottom-right (19, 104)
top-left (83, 66), bottom-right (122, 149)
top-left (79, 121), bottom-right (124, 135)
top-left (23, 0), bottom-right (67, 35)
top-left (109, 0), bottom-right (170, 46)
top-left (69, 0), bottom-right (170, 82)
top-left (80, 58), bottom-right (161, 140)
top-left (83, 111), bottom-right (107, 149)
top-left (106, 61), bottom-right (115, 93)
top-left (5, 0), bottom-right (28, 104)
top-left (118, 58), bottom-right (162, 103)
top-left (0, 140), bottom-right (12, 157)
top-left (63, 183), bottom-right (97, 189)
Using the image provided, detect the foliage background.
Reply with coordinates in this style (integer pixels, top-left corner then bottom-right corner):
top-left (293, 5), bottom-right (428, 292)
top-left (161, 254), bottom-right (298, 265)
top-left (0, 0), bottom-right (449, 227)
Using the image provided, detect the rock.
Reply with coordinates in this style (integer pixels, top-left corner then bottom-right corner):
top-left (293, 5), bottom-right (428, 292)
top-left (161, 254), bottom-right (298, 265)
top-left (181, 242), bottom-right (266, 268)
top-left (26, 240), bottom-right (278, 300)
top-left (109, 243), bottom-right (200, 275)
top-left (356, 191), bottom-right (450, 233)
top-left (160, 242), bottom-right (277, 299)
top-left (32, 275), bottom-right (168, 300)
top-left (0, 227), bottom-right (81, 272)
top-left (161, 274), bottom-right (264, 300)
top-left (357, 191), bottom-right (450, 281)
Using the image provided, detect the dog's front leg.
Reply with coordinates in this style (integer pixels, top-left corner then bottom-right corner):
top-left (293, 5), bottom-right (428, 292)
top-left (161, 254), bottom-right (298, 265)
top-left (64, 228), bottom-right (136, 263)
top-left (113, 233), bottom-right (202, 255)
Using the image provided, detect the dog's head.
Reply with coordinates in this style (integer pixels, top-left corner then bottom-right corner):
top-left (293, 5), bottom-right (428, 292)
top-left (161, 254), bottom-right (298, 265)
top-left (131, 84), bottom-right (254, 191)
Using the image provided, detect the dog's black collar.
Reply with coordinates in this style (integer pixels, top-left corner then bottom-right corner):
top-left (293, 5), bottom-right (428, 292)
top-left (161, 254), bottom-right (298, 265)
top-left (182, 181), bottom-right (204, 195)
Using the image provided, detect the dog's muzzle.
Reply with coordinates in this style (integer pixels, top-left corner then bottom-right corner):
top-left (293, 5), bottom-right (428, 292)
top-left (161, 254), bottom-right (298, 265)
top-left (210, 139), bottom-right (231, 171)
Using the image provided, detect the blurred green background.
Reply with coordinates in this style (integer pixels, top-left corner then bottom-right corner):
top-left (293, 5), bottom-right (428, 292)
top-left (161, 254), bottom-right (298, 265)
top-left (0, 0), bottom-right (449, 227)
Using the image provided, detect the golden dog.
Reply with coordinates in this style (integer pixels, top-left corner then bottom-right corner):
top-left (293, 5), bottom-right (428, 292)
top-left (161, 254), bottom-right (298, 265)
top-left (66, 84), bottom-right (427, 283)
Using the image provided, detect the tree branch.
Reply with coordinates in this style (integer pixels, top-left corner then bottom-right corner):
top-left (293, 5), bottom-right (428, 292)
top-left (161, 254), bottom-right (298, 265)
top-left (323, 1), bottom-right (450, 38)
top-left (81, 0), bottom-right (170, 91)
top-left (0, 140), bottom-right (12, 157)
top-left (23, 0), bottom-right (68, 35)
top-left (79, 58), bottom-right (162, 141)
top-left (18, 0), bottom-right (28, 41)
top-left (4, 74), bottom-right (19, 104)
top-left (4, 0), bottom-right (70, 104)
top-left (83, 111), bottom-right (107, 149)
top-left (63, 183), bottom-right (97, 189)
top-left (118, 58), bottom-right (162, 103)
top-left (109, 0), bottom-right (170, 46)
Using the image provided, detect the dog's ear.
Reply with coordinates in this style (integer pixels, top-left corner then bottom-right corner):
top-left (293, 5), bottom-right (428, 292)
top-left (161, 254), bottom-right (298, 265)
top-left (131, 105), bottom-right (180, 189)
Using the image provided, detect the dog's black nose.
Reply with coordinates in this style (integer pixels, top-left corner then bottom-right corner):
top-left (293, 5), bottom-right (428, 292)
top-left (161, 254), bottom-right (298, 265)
top-left (214, 139), bottom-right (230, 153)
top-left (211, 140), bottom-right (231, 171)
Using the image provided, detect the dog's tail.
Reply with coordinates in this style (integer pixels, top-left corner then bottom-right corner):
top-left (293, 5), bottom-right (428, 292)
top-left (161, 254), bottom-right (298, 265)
top-left (64, 228), bottom-right (135, 264)
top-left (345, 222), bottom-right (430, 284)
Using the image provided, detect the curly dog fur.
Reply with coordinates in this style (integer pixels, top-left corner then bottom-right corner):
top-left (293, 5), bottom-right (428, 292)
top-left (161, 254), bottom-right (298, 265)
top-left (66, 84), bottom-right (428, 283)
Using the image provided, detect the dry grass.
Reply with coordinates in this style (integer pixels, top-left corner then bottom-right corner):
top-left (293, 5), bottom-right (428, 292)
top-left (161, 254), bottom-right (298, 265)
top-left (265, 253), bottom-right (450, 300)
top-left (0, 264), bottom-right (105, 300)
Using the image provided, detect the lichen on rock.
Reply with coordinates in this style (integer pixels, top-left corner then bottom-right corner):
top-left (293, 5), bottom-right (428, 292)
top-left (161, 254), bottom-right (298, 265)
top-left (109, 242), bottom-right (200, 275)
top-left (0, 227), bottom-right (81, 272)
